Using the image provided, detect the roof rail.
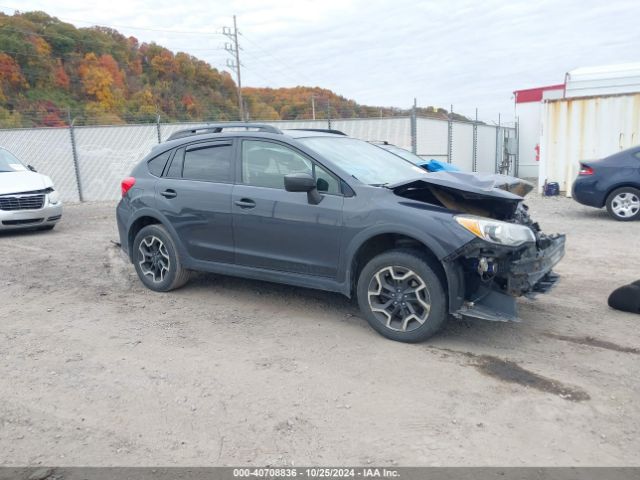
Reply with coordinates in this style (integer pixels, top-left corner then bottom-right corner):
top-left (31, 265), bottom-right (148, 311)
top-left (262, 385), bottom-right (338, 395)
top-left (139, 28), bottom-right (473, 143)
top-left (166, 123), bottom-right (282, 141)
top-left (288, 128), bottom-right (347, 136)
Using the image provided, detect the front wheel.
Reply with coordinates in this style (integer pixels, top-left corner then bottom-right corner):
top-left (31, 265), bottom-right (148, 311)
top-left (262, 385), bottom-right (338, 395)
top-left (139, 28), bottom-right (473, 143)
top-left (356, 249), bottom-right (447, 342)
top-left (132, 224), bottom-right (191, 292)
top-left (606, 187), bottom-right (640, 221)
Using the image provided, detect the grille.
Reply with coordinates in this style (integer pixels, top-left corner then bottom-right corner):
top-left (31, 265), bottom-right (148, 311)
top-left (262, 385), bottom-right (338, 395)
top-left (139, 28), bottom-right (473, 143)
top-left (0, 194), bottom-right (45, 211)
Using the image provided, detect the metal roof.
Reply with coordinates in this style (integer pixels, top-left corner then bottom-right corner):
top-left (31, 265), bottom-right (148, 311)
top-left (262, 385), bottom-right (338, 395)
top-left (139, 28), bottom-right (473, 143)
top-left (565, 63), bottom-right (640, 98)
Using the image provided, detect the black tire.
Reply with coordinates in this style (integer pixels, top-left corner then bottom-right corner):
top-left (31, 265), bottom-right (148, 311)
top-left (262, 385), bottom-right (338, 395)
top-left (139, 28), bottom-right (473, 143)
top-left (605, 187), bottom-right (640, 221)
top-left (132, 224), bottom-right (191, 292)
top-left (356, 249), bottom-right (447, 343)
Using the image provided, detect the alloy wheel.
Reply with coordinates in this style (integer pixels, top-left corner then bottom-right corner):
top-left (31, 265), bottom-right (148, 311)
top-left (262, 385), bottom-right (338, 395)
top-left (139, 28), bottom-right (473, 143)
top-left (367, 266), bottom-right (431, 332)
top-left (138, 235), bottom-right (170, 283)
top-left (611, 192), bottom-right (640, 218)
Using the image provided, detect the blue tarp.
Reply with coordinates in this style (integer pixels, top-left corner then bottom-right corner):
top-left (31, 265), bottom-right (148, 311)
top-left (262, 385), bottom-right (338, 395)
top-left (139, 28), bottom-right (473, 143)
top-left (418, 159), bottom-right (461, 172)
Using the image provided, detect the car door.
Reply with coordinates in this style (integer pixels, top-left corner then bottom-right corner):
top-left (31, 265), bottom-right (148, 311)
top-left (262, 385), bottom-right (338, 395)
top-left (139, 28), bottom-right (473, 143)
top-left (155, 139), bottom-right (235, 264)
top-left (232, 139), bottom-right (344, 278)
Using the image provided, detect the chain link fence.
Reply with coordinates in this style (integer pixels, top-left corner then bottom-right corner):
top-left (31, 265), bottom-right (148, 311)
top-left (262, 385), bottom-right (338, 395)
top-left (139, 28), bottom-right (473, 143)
top-left (0, 117), bottom-right (517, 203)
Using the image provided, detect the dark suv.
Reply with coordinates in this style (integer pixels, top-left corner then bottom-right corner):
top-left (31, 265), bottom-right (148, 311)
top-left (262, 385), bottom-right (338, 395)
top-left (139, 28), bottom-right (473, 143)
top-left (116, 123), bottom-right (565, 342)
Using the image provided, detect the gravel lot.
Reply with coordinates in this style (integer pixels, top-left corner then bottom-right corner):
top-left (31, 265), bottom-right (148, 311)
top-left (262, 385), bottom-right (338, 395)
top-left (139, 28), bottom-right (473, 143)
top-left (1, 194), bottom-right (639, 466)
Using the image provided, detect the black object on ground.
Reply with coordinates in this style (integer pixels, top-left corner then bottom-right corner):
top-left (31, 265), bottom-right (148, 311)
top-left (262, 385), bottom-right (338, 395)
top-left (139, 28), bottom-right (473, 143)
top-left (608, 280), bottom-right (640, 314)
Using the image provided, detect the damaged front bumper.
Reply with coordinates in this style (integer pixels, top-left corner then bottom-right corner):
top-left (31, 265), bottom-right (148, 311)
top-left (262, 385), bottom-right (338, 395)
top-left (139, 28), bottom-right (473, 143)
top-left (448, 234), bottom-right (566, 323)
top-left (508, 235), bottom-right (565, 297)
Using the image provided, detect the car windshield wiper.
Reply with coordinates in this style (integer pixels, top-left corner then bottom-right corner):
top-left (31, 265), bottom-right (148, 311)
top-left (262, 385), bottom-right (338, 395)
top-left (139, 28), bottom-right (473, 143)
top-left (369, 182), bottom-right (389, 187)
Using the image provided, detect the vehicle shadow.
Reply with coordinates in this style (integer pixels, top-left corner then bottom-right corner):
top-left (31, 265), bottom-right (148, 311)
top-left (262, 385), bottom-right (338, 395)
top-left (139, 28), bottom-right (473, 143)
top-left (0, 227), bottom-right (55, 238)
top-left (188, 270), bottom-right (357, 311)
top-left (187, 270), bottom-right (524, 345)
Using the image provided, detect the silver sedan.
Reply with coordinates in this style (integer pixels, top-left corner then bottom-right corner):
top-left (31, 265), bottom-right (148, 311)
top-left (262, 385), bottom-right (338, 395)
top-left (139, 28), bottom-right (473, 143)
top-left (0, 147), bottom-right (63, 231)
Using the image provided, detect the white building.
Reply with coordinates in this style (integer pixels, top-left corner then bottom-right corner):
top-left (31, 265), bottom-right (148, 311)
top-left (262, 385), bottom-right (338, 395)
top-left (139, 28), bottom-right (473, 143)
top-left (513, 62), bottom-right (640, 188)
top-left (513, 84), bottom-right (564, 179)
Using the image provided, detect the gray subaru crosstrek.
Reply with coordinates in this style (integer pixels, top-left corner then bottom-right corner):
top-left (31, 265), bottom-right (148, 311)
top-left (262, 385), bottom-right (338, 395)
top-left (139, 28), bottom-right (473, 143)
top-left (116, 123), bottom-right (565, 342)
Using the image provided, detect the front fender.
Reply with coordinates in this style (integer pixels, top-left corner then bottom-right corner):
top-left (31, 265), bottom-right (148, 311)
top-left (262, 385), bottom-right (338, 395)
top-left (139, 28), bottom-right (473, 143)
top-left (341, 222), bottom-right (472, 307)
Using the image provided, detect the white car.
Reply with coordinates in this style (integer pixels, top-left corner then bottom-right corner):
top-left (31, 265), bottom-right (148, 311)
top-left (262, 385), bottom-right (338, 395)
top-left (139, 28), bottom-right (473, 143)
top-left (0, 147), bottom-right (63, 231)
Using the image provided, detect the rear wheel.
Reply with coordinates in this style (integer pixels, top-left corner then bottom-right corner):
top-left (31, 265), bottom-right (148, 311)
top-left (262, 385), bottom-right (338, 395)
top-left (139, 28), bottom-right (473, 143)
top-left (133, 224), bottom-right (190, 292)
top-left (606, 187), bottom-right (640, 221)
top-left (356, 249), bottom-right (447, 342)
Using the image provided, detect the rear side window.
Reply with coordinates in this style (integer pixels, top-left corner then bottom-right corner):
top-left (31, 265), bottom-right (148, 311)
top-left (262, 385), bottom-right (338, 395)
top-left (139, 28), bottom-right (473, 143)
top-left (182, 144), bottom-right (233, 183)
top-left (147, 150), bottom-right (172, 177)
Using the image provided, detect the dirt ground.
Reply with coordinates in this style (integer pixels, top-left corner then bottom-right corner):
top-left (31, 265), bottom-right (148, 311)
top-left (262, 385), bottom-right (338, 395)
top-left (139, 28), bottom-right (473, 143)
top-left (1, 193), bottom-right (639, 467)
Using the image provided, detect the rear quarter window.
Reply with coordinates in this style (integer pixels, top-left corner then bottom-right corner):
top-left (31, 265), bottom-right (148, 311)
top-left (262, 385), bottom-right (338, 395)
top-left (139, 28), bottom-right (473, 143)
top-left (147, 150), bottom-right (172, 177)
top-left (165, 148), bottom-right (184, 178)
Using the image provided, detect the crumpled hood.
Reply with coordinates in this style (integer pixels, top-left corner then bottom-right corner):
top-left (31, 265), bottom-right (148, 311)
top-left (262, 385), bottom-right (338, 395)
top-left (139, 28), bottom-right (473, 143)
top-left (388, 172), bottom-right (525, 201)
top-left (0, 170), bottom-right (52, 195)
top-left (388, 172), bottom-right (532, 220)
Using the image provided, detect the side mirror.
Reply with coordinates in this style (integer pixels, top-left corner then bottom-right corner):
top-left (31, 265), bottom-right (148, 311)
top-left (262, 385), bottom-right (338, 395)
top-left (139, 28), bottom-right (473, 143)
top-left (284, 173), bottom-right (323, 205)
top-left (27, 164), bottom-right (37, 172)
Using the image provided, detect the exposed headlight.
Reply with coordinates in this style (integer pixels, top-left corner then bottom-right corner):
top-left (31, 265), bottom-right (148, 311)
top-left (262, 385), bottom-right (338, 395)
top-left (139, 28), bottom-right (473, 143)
top-left (455, 215), bottom-right (535, 247)
top-left (48, 189), bottom-right (60, 205)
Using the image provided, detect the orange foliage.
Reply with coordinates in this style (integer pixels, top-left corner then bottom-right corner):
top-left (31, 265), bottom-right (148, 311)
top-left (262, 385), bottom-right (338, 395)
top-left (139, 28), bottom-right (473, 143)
top-left (150, 51), bottom-right (177, 77)
top-left (181, 94), bottom-right (195, 108)
top-left (0, 53), bottom-right (26, 88)
top-left (78, 53), bottom-right (116, 108)
top-left (98, 54), bottom-right (125, 89)
top-left (129, 58), bottom-right (143, 76)
top-left (53, 60), bottom-right (70, 89)
top-left (30, 36), bottom-right (51, 56)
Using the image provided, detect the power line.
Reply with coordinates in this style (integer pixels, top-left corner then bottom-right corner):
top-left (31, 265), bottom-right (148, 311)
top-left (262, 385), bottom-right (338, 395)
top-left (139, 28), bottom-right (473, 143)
top-left (240, 47), bottom-right (303, 85)
top-left (240, 63), bottom-right (274, 86)
top-left (238, 32), bottom-right (312, 85)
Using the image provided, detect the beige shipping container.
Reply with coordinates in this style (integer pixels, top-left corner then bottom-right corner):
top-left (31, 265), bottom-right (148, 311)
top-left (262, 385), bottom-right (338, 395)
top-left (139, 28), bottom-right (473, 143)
top-left (538, 93), bottom-right (640, 196)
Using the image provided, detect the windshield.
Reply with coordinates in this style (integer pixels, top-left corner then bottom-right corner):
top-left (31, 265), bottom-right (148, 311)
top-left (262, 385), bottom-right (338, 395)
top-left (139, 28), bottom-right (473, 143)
top-left (299, 137), bottom-right (427, 185)
top-left (0, 148), bottom-right (27, 173)
top-left (379, 144), bottom-right (425, 165)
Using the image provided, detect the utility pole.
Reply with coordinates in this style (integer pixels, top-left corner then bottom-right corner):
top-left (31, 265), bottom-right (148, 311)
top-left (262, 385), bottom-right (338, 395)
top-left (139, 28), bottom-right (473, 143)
top-left (224, 15), bottom-right (244, 121)
top-left (311, 95), bottom-right (316, 120)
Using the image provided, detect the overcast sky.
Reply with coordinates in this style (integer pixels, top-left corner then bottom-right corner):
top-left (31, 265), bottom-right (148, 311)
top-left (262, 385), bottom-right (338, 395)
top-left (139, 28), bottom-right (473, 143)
top-left (2, 0), bottom-right (639, 122)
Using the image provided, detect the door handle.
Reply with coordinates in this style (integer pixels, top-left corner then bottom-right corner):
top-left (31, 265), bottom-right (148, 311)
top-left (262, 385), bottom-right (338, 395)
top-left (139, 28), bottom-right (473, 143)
top-left (234, 198), bottom-right (256, 209)
top-left (161, 189), bottom-right (177, 199)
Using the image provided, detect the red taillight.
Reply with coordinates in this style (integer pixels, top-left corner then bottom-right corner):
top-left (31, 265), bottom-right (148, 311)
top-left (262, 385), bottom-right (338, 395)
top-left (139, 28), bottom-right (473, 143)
top-left (579, 164), bottom-right (594, 176)
top-left (121, 177), bottom-right (136, 197)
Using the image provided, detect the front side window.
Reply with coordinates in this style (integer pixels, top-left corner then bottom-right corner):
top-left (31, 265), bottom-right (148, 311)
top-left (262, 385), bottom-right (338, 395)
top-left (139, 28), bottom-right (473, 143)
top-left (242, 140), bottom-right (340, 193)
top-left (182, 143), bottom-right (233, 182)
